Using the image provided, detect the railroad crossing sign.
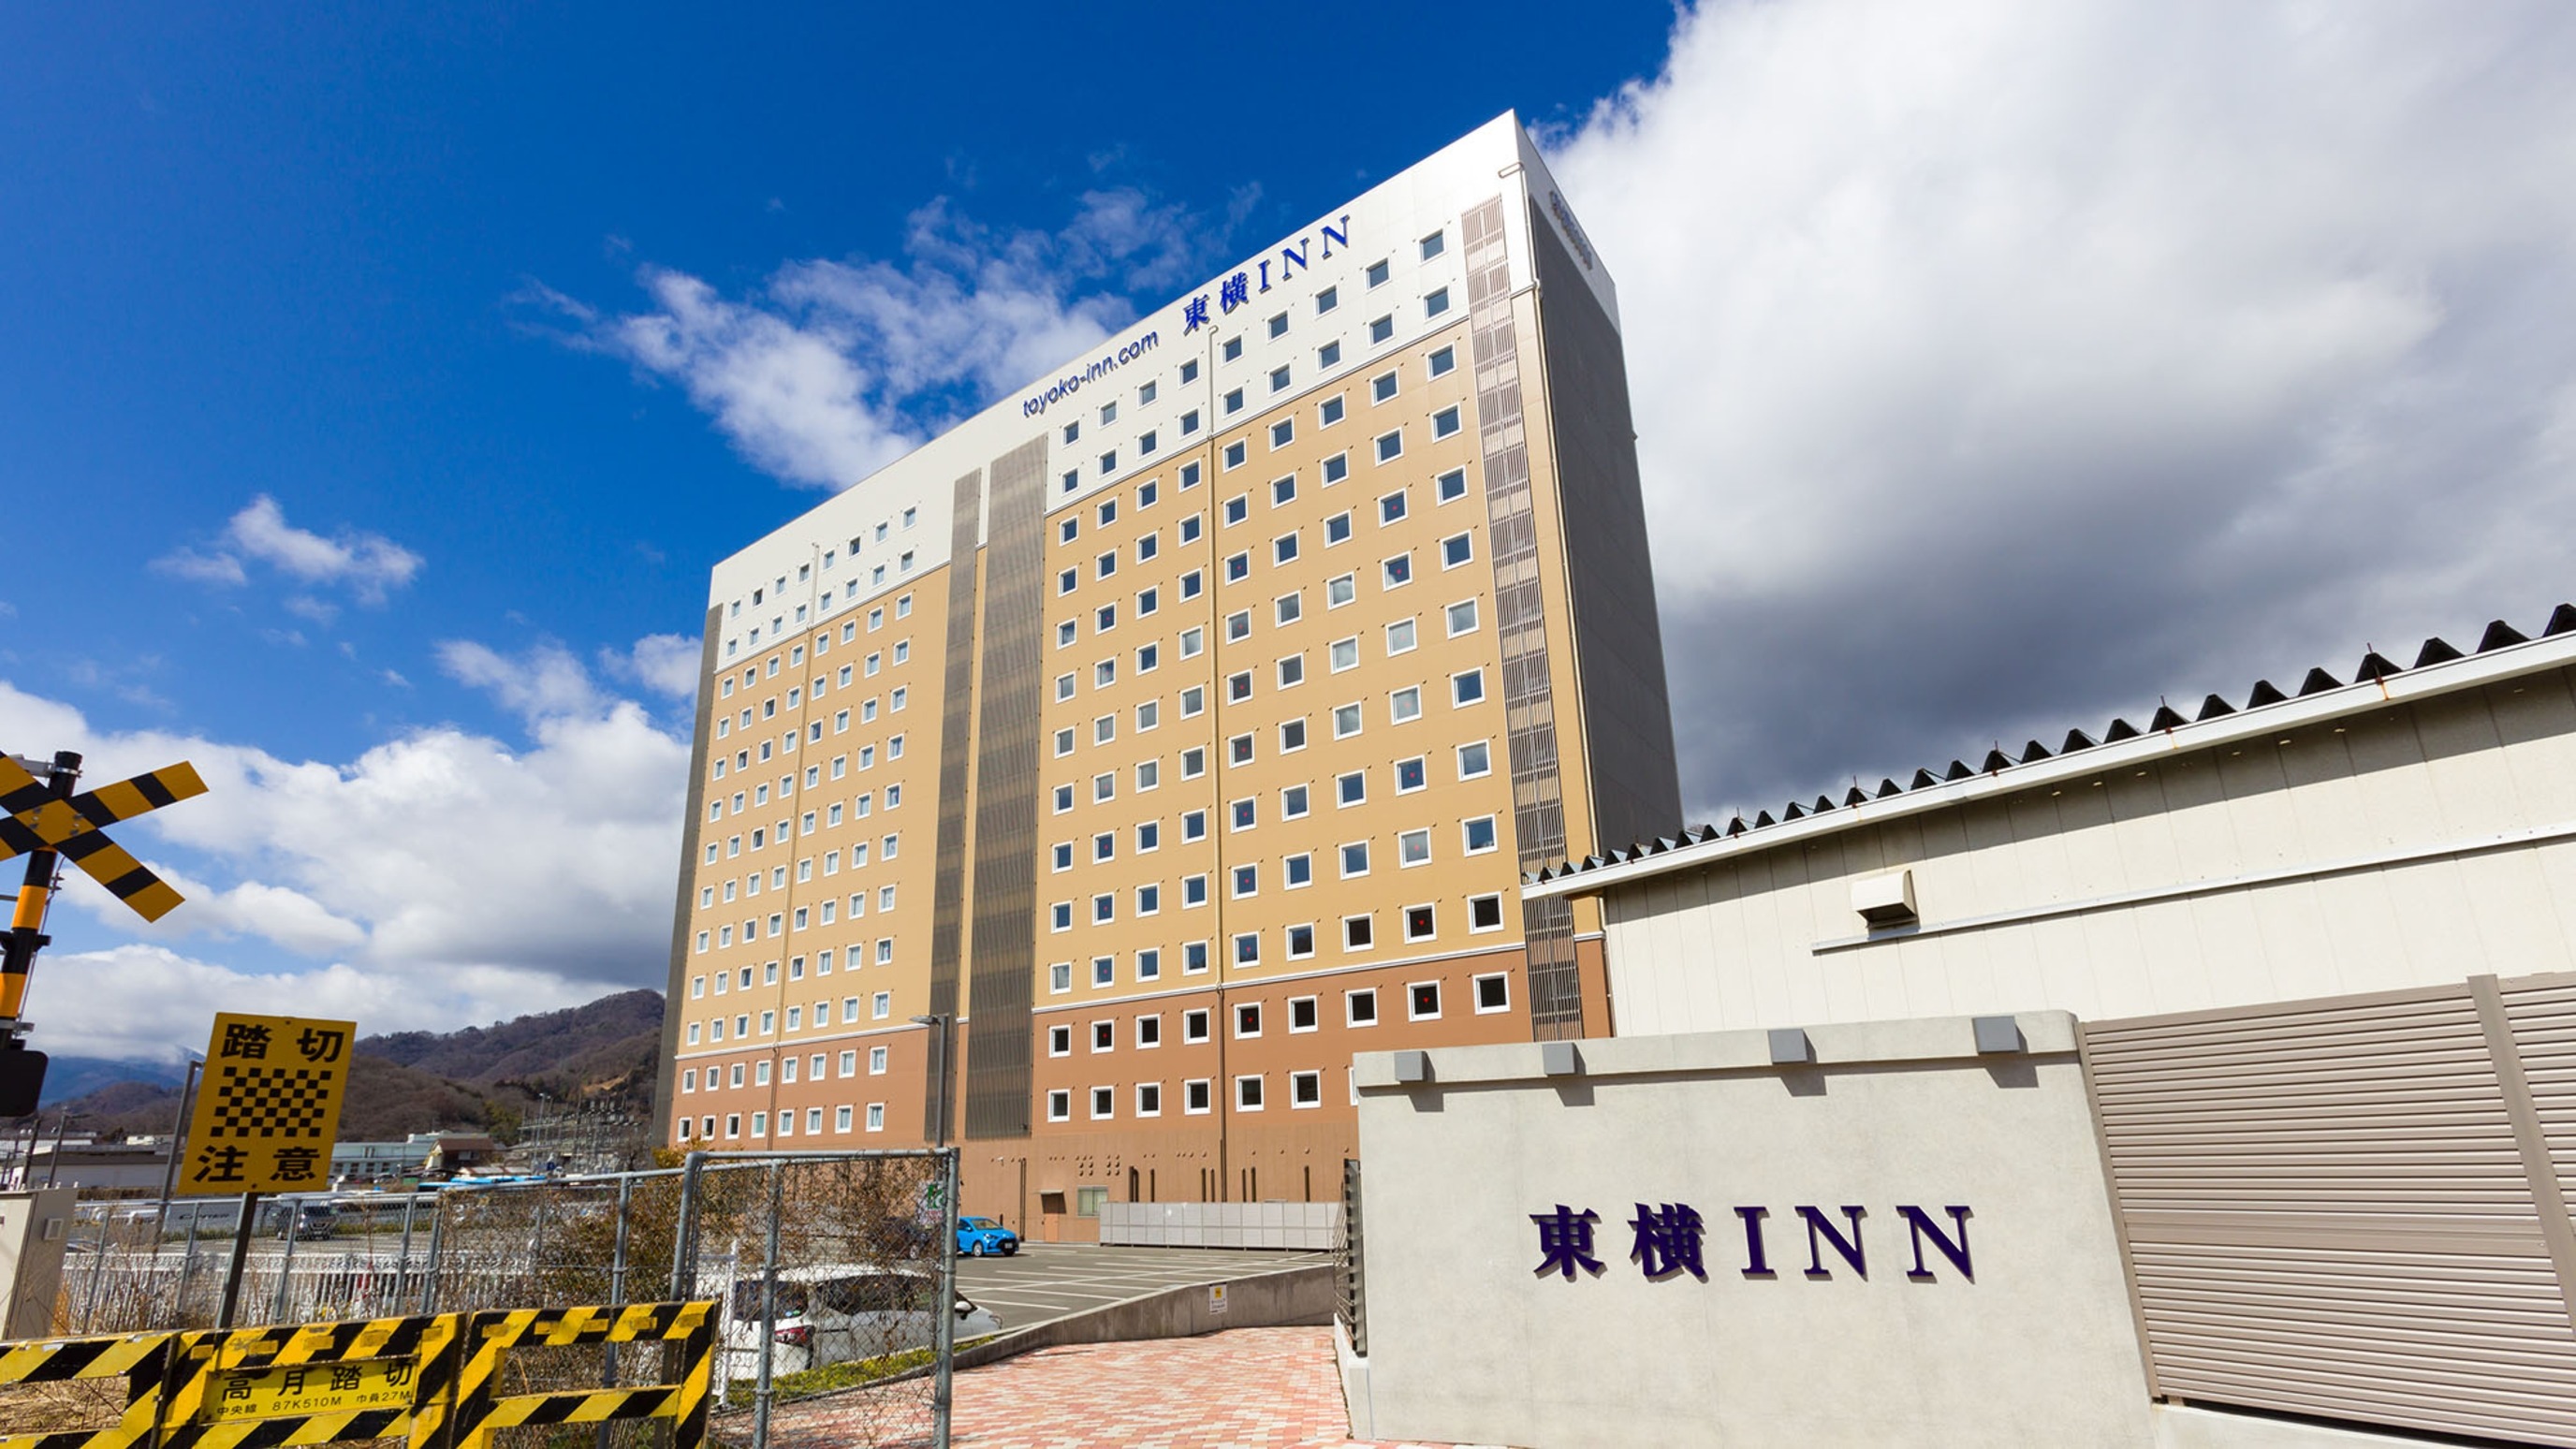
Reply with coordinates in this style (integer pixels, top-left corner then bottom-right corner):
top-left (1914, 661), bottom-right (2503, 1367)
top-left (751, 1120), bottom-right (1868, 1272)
top-left (179, 1012), bottom-right (357, 1195)
top-left (0, 749), bottom-right (209, 1114)
top-left (0, 753), bottom-right (208, 923)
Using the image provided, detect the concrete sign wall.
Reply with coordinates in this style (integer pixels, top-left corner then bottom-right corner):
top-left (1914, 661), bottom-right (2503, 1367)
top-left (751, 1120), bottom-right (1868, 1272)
top-left (1348, 1013), bottom-right (2154, 1448)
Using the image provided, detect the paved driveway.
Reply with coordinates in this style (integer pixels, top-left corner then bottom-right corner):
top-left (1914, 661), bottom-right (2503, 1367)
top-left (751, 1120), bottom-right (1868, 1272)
top-left (957, 1242), bottom-right (1333, 1332)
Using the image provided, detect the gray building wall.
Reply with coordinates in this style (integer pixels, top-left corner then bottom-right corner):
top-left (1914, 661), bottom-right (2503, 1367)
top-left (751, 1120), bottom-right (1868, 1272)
top-left (1349, 1014), bottom-right (2155, 1448)
top-left (1545, 638), bottom-right (2576, 1036)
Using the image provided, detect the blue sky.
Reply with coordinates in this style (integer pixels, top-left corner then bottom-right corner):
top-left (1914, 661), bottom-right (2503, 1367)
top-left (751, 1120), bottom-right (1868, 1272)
top-left (7, 3), bottom-right (2575, 1063)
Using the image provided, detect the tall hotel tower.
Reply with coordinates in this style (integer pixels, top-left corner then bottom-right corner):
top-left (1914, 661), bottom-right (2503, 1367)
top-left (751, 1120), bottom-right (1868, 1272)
top-left (656, 114), bottom-right (1679, 1236)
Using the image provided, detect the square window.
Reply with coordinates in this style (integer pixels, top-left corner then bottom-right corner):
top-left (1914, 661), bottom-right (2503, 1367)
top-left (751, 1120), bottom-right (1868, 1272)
top-left (1231, 798), bottom-right (1257, 831)
top-left (1091, 1086), bottom-right (1115, 1120)
top-left (1406, 907), bottom-right (1438, 944)
top-left (1369, 315), bottom-right (1394, 344)
top-left (1292, 1070), bottom-right (1322, 1107)
top-left (1390, 686), bottom-right (1422, 723)
top-left (1316, 285), bottom-right (1339, 314)
top-left (1269, 373), bottom-right (1292, 402)
top-left (1323, 452), bottom-right (1349, 484)
top-left (1420, 230), bottom-right (1446, 260)
top-left (1281, 718), bottom-right (1307, 751)
top-left (1236, 1075), bottom-right (1265, 1110)
top-left (1181, 359), bottom-right (1201, 384)
top-left (1320, 396), bottom-right (1344, 426)
top-left (1136, 820), bottom-right (1161, 851)
top-left (1379, 490), bottom-right (1408, 524)
top-left (1236, 1002), bottom-right (1262, 1037)
top-left (1137, 1083), bottom-right (1163, 1116)
top-left (1184, 1008), bottom-right (1211, 1043)
top-left (1441, 532), bottom-right (1471, 567)
top-left (1395, 756), bottom-right (1427, 793)
top-left (1223, 339), bottom-right (1244, 363)
top-left (1267, 312), bottom-right (1289, 339)
top-left (1383, 555), bottom-right (1412, 588)
top-left (1371, 372), bottom-right (1398, 403)
top-left (1047, 1090), bottom-right (1072, 1122)
top-left (1186, 1079), bottom-right (1212, 1114)
top-left (1339, 841), bottom-right (1370, 877)
top-left (1471, 893), bottom-right (1506, 931)
top-left (1346, 985), bottom-right (1378, 1022)
top-left (1138, 949), bottom-right (1162, 982)
top-left (1319, 340), bottom-right (1342, 368)
top-left (1375, 429), bottom-right (1402, 461)
top-left (1433, 405), bottom-right (1462, 440)
top-left (1446, 599), bottom-right (1479, 636)
top-left (1398, 828), bottom-right (1430, 866)
top-left (1273, 533), bottom-right (1298, 564)
top-left (1092, 1019), bottom-right (1115, 1052)
top-left (1226, 608), bottom-right (1251, 642)
top-left (1053, 783), bottom-right (1076, 812)
top-left (1224, 440), bottom-right (1247, 469)
top-left (1281, 784), bottom-right (1310, 819)
top-left (1454, 668), bottom-right (1486, 705)
top-left (1234, 931), bottom-right (1260, 965)
top-left (1458, 740), bottom-right (1493, 779)
top-left (1226, 552), bottom-right (1250, 581)
top-left (1184, 874), bottom-right (1208, 906)
top-left (1464, 816), bottom-right (1499, 853)
top-left (1049, 1024), bottom-right (1073, 1057)
top-left (1276, 592), bottom-right (1302, 624)
top-left (1425, 287), bottom-right (1451, 317)
top-left (1429, 346), bottom-right (1457, 379)
top-left (1092, 953), bottom-right (1115, 984)
top-left (1367, 259), bottom-right (1390, 288)
top-left (1278, 655), bottom-right (1304, 687)
top-left (1180, 569), bottom-right (1204, 600)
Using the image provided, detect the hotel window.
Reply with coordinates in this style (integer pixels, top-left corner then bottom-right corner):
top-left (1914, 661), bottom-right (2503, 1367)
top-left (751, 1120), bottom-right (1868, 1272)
top-left (1470, 893), bottom-right (1506, 931)
top-left (1369, 315), bottom-right (1394, 344)
top-left (1181, 408), bottom-right (1202, 434)
top-left (836, 1105), bottom-right (854, 1133)
top-left (1405, 906), bottom-right (1438, 945)
top-left (1136, 533), bottom-right (1158, 562)
top-left (1325, 512), bottom-right (1353, 546)
top-left (1457, 739), bottom-right (1492, 779)
top-left (1345, 917), bottom-right (1375, 953)
top-left (1371, 371), bottom-right (1398, 403)
top-left (1236, 1076), bottom-right (1265, 1111)
top-left (1270, 369), bottom-right (1292, 398)
top-left (1399, 829), bottom-right (1431, 866)
top-left (1136, 1083), bottom-right (1162, 1116)
top-left (1428, 345), bottom-right (1457, 379)
top-left (1383, 554), bottom-right (1412, 588)
top-left (1231, 863), bottom-right (1258, 898)
top-left (1379, 490), bottom-right (1408, 524)
top-left (1390, 686), bottom-right (1422, 723)
top-left (1223, 440), bottom-right (1247, 469)
top-left (1047, 1090), bottom-right (1071, 1123)
top-left (1180, 569), bottom-right (1203, 601)
top-left (1323, 452), bottom-right (1349, 484)
top-left (1181, 359), bottom-right (1200, 384)
top-left (1050, 1024), bottom-right (1073, 1057)
top-left (1137, 585), bottom-right (1159, 618)
top-left (1090, 1087), bottom-right (1114, 1120)
top-left (1433, 406), bottom-right (1463, 440)
top-left (1137, 948), bottom-right (1162, 981)
top-left (1340, 841), bottom-right (1370, 877)
top-left (1292, 1071), bottom-right (1323, 1107)
top-left (1266, 312), bottom-right (1289, 339)
top-left (1446, 598), bottom-right (1479, 636)
top-left (1135, 758), bottom-right (1159, 790)
top-left (866, 1104), bottom-right (886, 1133)
top-left (1184, 1008), bottom-right (1211, 1043)
top-left (1226, 608), bottom-right (1251, 642)
top-left (1275, 592), bottom-right (1302, 625)
top-left (1184, 874), bottom-right (1208, 906)
top-left (1333, 705), bottom-right (1362, 740)
top-left (1367, 259), bottom-right (1390, 288)
top-left (1284, 851), bottom-right (1313, 886)
top-left (1327, 573), bottom-right (1356, 607)
top-left (1225, 552), bottom-right (1250, 582)
top-left (1222, 337), bottom-right (1244, 362)
top-left (1424, 287), bottom-right (1451, 318)
top-left (1286, 923), bottom-right (1315, 959)
top-left (1234, 931), bottom-right (1260, 965)
top-left (1375, 429), bottom-right (1403, 461)
top-left (1092, 1019), bottom-right (1116, 1053)
top-left (1274, 533), bottom-right (1298, 564)
top-left (1051, 961), bottom-right (1072, 993)
top-left (1316, 285), bottom-right (1339, 315)
top-left (1186, 1079), bottom-right (1212, 1115)
top-left (1280, 718), bottom-right (1307, 752)
top-left (870, 1045), bottom-right (890, 1074)
top-left (1139, 380), bottom-right (1157, 404)
top-left (1223, 387), bottom-right (1245, 414)
top-left (1463, 816), bottom-right (1499, 855)
top-left (1420, 230), bottom-right (1445, 260)
top-left (1319, 396), bottom-right (1344, 426)
top-left (1236, 1002), bottom-right (1263, 1038)
top-left (1281, 784), bottom-right (1310, 819)
top-left (1396, 755), bottom-right (1427, 793)
top-left (1454, 668), bottom-right (1486, 706)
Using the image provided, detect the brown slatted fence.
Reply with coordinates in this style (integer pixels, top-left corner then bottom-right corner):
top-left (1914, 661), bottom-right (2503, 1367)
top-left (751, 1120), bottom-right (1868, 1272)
top-left (2082, 973), bottom-right (2576, 1445)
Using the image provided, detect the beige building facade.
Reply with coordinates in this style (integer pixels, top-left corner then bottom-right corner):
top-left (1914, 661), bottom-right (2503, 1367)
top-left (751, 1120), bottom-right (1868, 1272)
top-left (654, 114), bottom-right (1681, 1237)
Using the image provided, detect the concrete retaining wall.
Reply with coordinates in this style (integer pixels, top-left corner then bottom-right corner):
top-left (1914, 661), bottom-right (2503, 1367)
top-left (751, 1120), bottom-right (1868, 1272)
top-left (954, 1263), bottom-right (1335, 1370)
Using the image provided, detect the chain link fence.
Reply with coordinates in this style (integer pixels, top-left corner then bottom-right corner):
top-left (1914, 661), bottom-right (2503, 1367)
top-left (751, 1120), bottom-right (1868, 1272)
top-left (35, 1149), bottom-right (960, 1449)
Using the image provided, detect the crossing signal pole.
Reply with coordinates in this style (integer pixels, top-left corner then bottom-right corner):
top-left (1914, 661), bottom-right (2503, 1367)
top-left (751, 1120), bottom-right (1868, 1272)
top-left (0, 750), bottom-right (209, 1116)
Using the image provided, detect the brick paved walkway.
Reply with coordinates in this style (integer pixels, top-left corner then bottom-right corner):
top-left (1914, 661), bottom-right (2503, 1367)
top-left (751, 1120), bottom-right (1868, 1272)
top-left (758, 1325), bottom-right (1471, 1449)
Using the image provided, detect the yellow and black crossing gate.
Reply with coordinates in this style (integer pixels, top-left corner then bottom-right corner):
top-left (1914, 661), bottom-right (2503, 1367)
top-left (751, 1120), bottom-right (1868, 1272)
top-left (0, 1300), bottom-right (711, 1449)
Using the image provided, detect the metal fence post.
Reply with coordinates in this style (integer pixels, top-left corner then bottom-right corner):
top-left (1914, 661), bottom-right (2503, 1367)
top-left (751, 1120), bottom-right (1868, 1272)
top-left (419, 1195), bottom-right (446, 1315)
top-left (754, 1159), bottom-right (783, 1449)
top-left (170, 1215), bottom-right (201, 1328)
top-left (395, 1192), bottom-right (418, 1310)
top-left (80, 1219), bottom-right (109, 1331)
top-left (598, 1172), bottom-right (635, 1449)
top-left (667, 1151), bottom-right (705, 1301)
top-left (933, 1146), bottom-right (959, 1449)
top-left (271, 1199), bottom-right (301, 1324)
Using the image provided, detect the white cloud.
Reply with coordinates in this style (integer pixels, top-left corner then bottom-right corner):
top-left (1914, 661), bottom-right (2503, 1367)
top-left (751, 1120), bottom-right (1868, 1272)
top-left (1548, 0), bottom-right (2576, 819)
top-left (154, 495), bottom-right (423, 607)
top-left (0, 647), bottom-right (690, 1060)
top-left (545, 189), bottom-right (1230, 490)
top-left (604, 634), bottom-right (703, 700)
top-left (23, 944), bottom-right (595, 1063)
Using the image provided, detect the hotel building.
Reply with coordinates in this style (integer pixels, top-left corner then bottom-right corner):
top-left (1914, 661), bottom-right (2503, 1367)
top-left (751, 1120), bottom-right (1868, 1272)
top-left (653, 113), bottom-right (1680, 1236)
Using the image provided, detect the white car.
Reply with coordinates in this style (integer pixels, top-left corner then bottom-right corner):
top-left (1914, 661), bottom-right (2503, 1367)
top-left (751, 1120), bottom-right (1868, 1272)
top-left (718, 1266), bottom-right (1001, 1381)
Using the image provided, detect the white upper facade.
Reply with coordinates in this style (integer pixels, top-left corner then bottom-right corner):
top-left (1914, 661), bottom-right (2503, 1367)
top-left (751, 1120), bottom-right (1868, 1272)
top-left (701, 113), bottom-right (1612, 667)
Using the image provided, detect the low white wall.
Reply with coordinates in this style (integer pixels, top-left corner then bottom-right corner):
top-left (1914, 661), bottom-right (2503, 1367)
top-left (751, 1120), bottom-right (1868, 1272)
top-left (1096, 1200), bottom-right (1340, 1250)
top-left (1351, 1013), bottom-right (2154, 1448)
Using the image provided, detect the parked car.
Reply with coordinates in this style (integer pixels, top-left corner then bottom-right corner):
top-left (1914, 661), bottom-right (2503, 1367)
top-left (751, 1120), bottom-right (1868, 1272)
top-left (274, 1203), bottom-right (336, 1240)
top-left (956, 1216), bottom-right (1019, 1257)
top-left (718, 1267), bottom-right (1001, 1381)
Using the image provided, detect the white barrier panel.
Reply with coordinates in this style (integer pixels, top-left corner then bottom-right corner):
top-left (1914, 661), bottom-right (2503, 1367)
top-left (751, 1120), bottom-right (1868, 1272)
top-left (1096, 1200), bottom-right (1341, 1250)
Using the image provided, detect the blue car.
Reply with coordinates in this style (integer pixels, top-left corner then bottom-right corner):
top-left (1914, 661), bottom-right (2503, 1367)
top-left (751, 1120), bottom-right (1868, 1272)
top-left (957, 1216), bottom-right (1020, 1256)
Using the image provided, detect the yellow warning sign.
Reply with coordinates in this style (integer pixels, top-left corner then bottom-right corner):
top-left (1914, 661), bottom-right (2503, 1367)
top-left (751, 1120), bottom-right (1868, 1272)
top-left (177, 1012), bottom-right (356, 1195)
top-left (197, 1356), bottom-right (417, 1422)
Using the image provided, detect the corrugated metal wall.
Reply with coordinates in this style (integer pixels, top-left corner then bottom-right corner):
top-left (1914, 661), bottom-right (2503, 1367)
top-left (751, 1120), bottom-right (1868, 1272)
top-left (2084, 972), bottom-right (2576, 1443)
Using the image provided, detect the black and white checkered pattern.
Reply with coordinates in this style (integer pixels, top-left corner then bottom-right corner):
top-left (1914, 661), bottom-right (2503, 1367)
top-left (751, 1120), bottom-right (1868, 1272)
top-left (204, 1064), bottom-right (336, 1139)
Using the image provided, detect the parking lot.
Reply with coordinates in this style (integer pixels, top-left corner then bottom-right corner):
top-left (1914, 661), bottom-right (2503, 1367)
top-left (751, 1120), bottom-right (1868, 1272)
top-left (955, 1242), bottom-right (1332, 1332)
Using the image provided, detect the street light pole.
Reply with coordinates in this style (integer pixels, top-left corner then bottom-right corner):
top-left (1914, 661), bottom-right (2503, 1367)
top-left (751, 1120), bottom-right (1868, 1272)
top-left (908, 1014), bottom-right (955, 1149)
top-left (150, 1051), bottom-right (205, 1251)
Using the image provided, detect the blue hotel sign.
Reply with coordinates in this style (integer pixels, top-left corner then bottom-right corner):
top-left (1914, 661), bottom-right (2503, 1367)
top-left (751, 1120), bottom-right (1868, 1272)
top-left (1530, 1202), bottom-right (1975, 1283)
top-left (1020, 215), bottom-right (1354, 420)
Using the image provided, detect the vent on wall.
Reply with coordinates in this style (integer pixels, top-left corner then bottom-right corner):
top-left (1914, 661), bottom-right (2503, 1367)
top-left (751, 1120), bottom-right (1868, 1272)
top-left (1852, 870), bottom-right (1918, 929)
